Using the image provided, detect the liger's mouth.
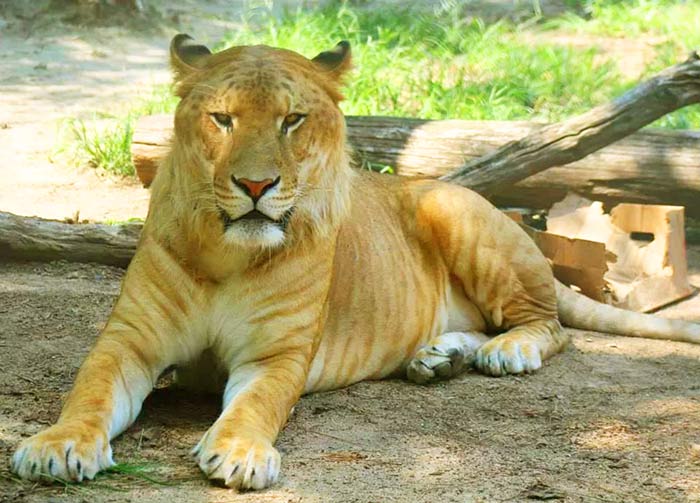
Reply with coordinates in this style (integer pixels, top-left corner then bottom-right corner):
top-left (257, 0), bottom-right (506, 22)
top-left (219, 208), bottom-right (272, 228)
top-left (237, 209), bottom-right (274, 222)
top-left (218, 207), bottom-right (294, 230)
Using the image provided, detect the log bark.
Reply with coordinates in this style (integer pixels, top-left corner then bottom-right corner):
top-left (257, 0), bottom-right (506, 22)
top-left (133, 115), bottom-right (700, 216)
top-left (0, 212), bottom-right (140, 267)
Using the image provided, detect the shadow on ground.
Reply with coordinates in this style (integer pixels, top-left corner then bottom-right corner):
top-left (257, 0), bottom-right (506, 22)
top-left (0, 254), bottom-right (699, 503)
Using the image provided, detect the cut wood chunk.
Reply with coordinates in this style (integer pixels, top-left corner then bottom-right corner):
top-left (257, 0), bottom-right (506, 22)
top-left (131, 114), bottom-right (173, 187)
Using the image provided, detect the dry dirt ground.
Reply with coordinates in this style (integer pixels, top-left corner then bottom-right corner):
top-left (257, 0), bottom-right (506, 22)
top-left (0, 251), bottom-right (699, 503)
top-left (2, 1), bottom-right (700, 502)
top-left (0, 0), bottom-right (307, 222)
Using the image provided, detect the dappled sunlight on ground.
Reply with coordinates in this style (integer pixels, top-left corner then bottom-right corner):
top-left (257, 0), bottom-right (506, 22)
top-left (574, 419), bottom-right (641, 451)
top-left (0, 253), bottom-right (699, 501)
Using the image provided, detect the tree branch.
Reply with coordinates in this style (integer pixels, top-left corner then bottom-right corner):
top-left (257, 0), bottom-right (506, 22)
top-left (440, 51), bottom-right (700, 192)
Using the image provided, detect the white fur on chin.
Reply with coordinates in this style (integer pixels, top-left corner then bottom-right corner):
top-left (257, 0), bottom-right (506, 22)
top-left (223, 221), bottom-right (286, 249)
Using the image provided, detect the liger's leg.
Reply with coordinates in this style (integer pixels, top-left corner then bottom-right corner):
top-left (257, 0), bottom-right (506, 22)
top-left (414, 182), bottom-right (569, 377)
top-left (192, 351), bottom-right (310, 490)
top-left (11, 243), bottom-right (204, 482)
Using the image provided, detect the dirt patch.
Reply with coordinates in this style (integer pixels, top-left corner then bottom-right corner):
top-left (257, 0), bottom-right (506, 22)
top-left (0, 0), bottom-right (258, 223)
top-left (0, 249), bottom-right (699, 502)
top-left (521, 31), bottom-right (667, 80)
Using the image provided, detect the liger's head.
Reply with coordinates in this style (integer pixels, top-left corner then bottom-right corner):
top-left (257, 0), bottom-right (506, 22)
top-left (169, 35), bottom-right (353, 249)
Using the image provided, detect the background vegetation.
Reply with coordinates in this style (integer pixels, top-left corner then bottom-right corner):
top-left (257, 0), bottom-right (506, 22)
top-left (67, 0), bottom-right (700, 176)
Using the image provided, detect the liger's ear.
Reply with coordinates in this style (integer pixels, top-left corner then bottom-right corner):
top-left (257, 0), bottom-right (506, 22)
top-left (312, 41), bottom-right (351, 81)
top-left (170, 33), bottom-right (212, 82)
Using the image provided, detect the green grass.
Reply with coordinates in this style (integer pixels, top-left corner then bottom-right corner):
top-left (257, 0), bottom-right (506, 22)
top-left (69, 0), bottom-right (700, 176)
top-left (63, 117), bottom-right (135, 176)
top-left (102, 217), bottom-right (146, 225)
top-left (61, 84), bottom-right (178, 176)
top-left (103, 462), bottom-right (182, 486)
top-left (2, 462), bottom-right (185, 498)
top-left (544, 0), bottom-right (700, 130)
top-left (220, 6), bottom-right (621, 121)
top-left (551, 0), bottom-right (700, 44)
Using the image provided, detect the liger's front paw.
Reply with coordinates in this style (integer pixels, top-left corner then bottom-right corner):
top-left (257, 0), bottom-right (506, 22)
top-left (407, 344), bottom-right (469, 384)
top-left (11, 421), bottom-right (114, 482)
top-left (192, 427), bottom-right (280, 490)
top-left (406, 332), bottom-right (486, 384)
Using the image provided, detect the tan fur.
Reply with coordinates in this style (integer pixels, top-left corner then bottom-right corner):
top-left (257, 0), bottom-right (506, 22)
top-left (12, 39), bottom-right (700, 490)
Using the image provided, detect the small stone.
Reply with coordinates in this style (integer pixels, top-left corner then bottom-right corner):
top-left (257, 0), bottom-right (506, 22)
top-left (690, 444), bottom-right (700, 460)
top-left (602, 452), bottom-right (622, 462)
top-left (610, 460), bottom-right (630, 469)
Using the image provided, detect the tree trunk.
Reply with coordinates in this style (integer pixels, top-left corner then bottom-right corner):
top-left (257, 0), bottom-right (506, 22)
top-left (133, 115), bottom-right (700, 216)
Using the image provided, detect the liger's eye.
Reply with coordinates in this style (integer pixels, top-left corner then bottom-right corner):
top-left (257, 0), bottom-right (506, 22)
top-left (281, 113), bottom-right (307, 134)
top-left (210, 113), bottom-right (233, 131)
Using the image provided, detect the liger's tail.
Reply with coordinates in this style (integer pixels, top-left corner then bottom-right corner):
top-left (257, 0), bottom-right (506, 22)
top-left (555, 280), bottom-right (700, 344)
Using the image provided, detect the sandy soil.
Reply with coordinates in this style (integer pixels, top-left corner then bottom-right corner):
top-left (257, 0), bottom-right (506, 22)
top-left (1, 1), bottom-right (700, 502)
top-left (0, 0), bottom-right (282, 222)
top-left (0, 250), bottom-right (699, 503)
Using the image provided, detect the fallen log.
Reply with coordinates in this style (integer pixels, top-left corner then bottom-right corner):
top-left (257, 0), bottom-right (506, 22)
top-left (132, 52), bottom-right (700, 215)
top-left (3, 54), bottom-right (700, 267)
top-left (133, 115), bottom-right (700, 216)
top-left (0, 212), bottom-right (140, 267)
top-left (343, 117), bottom-right (700, 215)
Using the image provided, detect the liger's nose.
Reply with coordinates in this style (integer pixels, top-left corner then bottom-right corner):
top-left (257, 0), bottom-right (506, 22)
top-left (231, 176), bottom-right (280, 202)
